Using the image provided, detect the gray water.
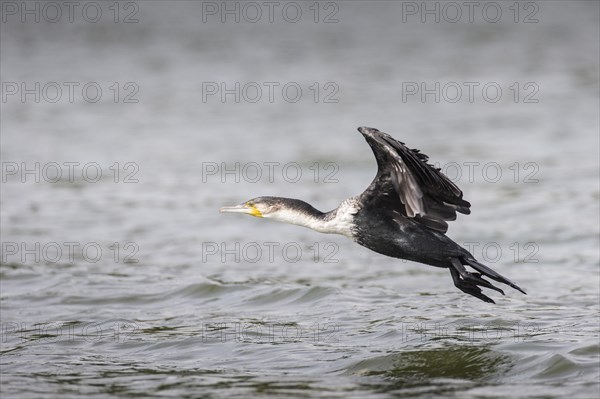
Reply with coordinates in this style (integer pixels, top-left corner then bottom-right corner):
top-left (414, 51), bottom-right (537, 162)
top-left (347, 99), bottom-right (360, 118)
top-left (1, 1), bottom-right (599, 398)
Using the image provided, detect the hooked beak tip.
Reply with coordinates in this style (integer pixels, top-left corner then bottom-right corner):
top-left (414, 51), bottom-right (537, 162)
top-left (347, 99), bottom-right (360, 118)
top-left (219, 205), bottom-right (249, 214)
top-left (220, 204), bottom-right (263, 218)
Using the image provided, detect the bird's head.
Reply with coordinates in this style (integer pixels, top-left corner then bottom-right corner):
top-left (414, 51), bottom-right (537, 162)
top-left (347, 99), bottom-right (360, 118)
top-left (220, 196), bottom-right (325, 230)
top-left (219, 196), bottom-right (284, 219)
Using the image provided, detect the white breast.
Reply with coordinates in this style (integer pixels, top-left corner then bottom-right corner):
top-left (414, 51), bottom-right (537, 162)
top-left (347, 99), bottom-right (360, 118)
top-left (311, 198), bottom-right (359, 238)
top-left (267, 198), bottom-right (359, 239)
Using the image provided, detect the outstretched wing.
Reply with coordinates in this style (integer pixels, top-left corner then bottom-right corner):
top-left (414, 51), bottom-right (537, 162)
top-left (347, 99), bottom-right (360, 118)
top-left (357, 126), bottom-right (470, 233)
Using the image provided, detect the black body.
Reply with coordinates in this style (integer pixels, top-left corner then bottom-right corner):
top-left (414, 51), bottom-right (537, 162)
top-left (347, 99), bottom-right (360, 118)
top-left (353, 207), bottom-right (469, 268)
top-left (228, 127), bottom-right (527, 303)
top-left (352, 127), bottom-right (526, 303)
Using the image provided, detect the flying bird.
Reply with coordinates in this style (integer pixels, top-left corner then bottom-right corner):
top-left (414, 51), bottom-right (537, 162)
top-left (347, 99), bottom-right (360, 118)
top-left (220, 127), bottom-right (526, 303)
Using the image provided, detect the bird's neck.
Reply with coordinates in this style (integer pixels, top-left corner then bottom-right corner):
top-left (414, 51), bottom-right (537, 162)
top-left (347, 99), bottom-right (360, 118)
top-left (267, 198), bottom-right (358, 238)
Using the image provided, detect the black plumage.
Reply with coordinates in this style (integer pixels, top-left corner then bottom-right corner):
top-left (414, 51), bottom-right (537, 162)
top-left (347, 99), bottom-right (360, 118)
top-left (354, 127), bottom-right (525, 303)
top-left (221, 127), bottom-right (526, 303)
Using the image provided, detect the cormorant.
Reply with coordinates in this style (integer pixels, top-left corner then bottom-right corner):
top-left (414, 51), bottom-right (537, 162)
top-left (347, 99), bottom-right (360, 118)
top-left (220, 127), bottom-right (526, 303)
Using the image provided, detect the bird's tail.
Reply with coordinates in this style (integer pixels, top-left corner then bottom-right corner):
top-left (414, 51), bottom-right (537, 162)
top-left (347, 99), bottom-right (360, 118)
top-left (463, 257), bottom-right (527, 295)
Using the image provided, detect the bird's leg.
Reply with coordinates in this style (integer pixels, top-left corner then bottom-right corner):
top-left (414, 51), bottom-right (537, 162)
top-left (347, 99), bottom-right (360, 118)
top-left (449, 266), bottom-right (495, 303)
top-left (448, 257), bottom-right (511, 303)
top-left (450, 258), bottom-right (505, 295)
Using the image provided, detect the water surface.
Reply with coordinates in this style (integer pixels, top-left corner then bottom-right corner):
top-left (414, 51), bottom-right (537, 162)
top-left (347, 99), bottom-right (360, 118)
top-left (1, 1), bottom-right (599, 398)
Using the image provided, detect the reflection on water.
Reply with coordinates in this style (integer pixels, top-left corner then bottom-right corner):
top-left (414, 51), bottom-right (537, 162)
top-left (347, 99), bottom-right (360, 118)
top-left (350, 346), bottom-right (512, 395)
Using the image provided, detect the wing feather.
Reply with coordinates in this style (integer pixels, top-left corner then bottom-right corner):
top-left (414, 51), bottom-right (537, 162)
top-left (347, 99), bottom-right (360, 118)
top-left (358, 126), bottom-right (471, 233)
